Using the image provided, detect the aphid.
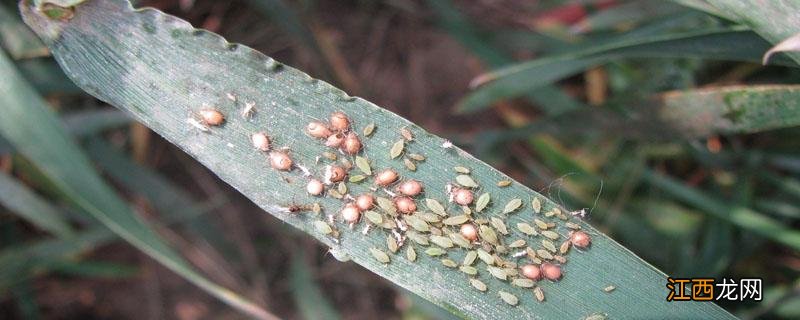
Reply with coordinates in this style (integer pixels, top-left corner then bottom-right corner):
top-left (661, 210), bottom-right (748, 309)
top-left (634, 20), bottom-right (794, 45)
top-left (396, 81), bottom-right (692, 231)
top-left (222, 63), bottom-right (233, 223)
top-left (541, 230), bottom-right (560, 240)
top-left (470, 278), bottom-right (487, 292)
top-left (503, 198), bottom-right (523, 214)
top-left (397, 180), bottom-right (423, 197)
top-left (570, 230), bottom-right (591, 249)
top-left (342, 132), bottom-right (362, 155)
top-left (330, 111), bottom-right (350, 131)
top-left (376, 197), bottom-right (397, 215)
top-left (512, 278), bottom-right (535, 288)
top-left (521, 264), bottom-right (543, 281)
top-left (553, 255), bottom-right (567, 264)
top-left (509, 239), bottom-right (526, 248)
top-left (542, 239), bottom-right (557, 253)
top-left (566, 222), bottom-right (582, 230)
top-left (406, 246), bottom-right (417, 262)
top-left (430, 235), bottom-right (454, 248)
top-left (307, 121), bottom-right (333, 139)
top-left (476, 249), bottom-right (495, 265)
top-left (541, 263), bottom-right (562, 281)
top-left (394, 197), bottom-right (417, 214)
top-left (517, 223), bottom-right (537, 236)
top-left (341, 203), bottom-right (361, 223)
top-left (355, 194), bottom-right (375, 211)
top-left (441, 259), bottom-right (458, 268)
top-left (453, 188), bottom-right (474, 206)
top-left (454, 166), bottom-right (470, 174)
top-left (369, 248), bottom-right (390, 264)
top-left (559, 240), bottom-right (571, 254)
top-left (405, 215), bottom-right (430, 232)
top-left (325, 132), bottom-right (345, 148)
top-left (534, 287), bottom-right (545, 302)
top-left (459, 265), bottom-right (478, 275)
top-left (534, 219), bottom-right (549, 230)
top-left (463, 251), bottom-right (478, 266)
top-left (498, 291), bottom-right (518, 306)
top-left (199, 109), bottom-right (225, 126)
top-left (250, 132), bottom-right (271, 151)
top-left (408, 153), bottom-right (425, 161)
top-left (490, 217), bottom-right (508, 235)
top-left (400, 127), bottom-right (414, 141)
top-left (531, 197), bottom-right (542, 214)
top-left (363, 123), bottom-right (376, 137)
top-left (603, 285), bottom-right (616, 293)
top-left (241, 102), bottom-right (256, 118)
top-left (537, 249), bottom-right (554, 260)
top-left (455, 224), bottom-right (477, 243)
top-left (497, 180), bottom-right (512, 187)
top-left (306, 179), bottom-right (324, 196)
top-left (387, 235), bottom-right (399, 253)
top-left (313, 220), bottom-right (333, 235)
top-left (269, 151), bottom-right (293, 171)
top-left (475, 193), bottom-right (490, 212)
top-left (375, 169), bottom-right (399, 186)
top-left (455, 175), bottom-right (478, 188)
top-left (478, 225), bottom-right (498, 245)
top-left (488, 266), bottom-right (508, 281)
top-left (337, 182), bottom-right (347, 195)
top-left (349, 175), bottom-right (366, 183)
top-left (403, 158), bottom-right (416, 171)
top-left (390, 140), bottom-right (404, 159)
top-left (355, 156), bottom-right (371, 175)
top-left (406, 231), bottom-right (429, 245)
top-left (425, 198), bottom-right (447, 216)
top-left (364, 210), bottom-right (382, 225)
top-left (584, 313), bottom-right (608, 320)
top-left (322, 151), bottom-right (337, 161)
top-left (425, 247), bottom-right (447, 256)
top-left (324, 165), bottom-right (347, 184)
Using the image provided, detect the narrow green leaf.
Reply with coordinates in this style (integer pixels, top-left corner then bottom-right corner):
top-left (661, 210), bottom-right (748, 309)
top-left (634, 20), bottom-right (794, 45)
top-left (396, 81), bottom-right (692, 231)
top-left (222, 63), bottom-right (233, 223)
top-left (290, 254), bottom-right (341, 320)
top-left (20, 1), bottom-right (734, 318)
top-left (0, 46), bottom-right (270, 319)
top-left (0, 171), bottom-right (74, 238)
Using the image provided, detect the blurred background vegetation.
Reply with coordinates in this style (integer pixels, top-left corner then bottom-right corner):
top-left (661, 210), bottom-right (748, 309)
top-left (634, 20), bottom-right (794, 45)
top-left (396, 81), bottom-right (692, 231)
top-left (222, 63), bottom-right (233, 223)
top-left (1, 0), bottom-right (799, 318)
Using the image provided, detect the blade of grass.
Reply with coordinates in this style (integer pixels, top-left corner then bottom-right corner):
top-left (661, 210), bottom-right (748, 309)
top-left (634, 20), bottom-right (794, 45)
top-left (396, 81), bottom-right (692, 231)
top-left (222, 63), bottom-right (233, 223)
top-left (0, 3), bottom-right (48, 59)
top-left (21, 1), bottom-right (735, 318)
top-left (50, 259), bottom-right (139, 278)
top-left (461, 28), bottom-right (792, 113)
top-left (0, 171), bottom-right (75, 238)
top-left (289, 254), bottom-right (341, 320)
top-left (641, 169), bottom-right (800, 250)
top-left (0, 45), bottom-right (272, 319)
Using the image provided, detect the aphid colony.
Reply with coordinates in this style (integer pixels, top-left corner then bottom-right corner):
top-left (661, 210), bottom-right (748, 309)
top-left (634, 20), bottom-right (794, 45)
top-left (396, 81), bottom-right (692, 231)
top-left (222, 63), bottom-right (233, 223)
top-left (191, 106), bottom-right (594, 308)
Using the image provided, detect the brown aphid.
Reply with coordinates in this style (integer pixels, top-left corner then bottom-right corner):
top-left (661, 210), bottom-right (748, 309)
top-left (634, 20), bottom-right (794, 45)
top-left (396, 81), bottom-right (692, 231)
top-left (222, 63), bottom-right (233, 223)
top-left (541, 263), bottom-right (562, 281)
top-left (251, 132), bottom-right (271, 151)
top-left (453, 188), bottom-right (474, 205)
top-left (325, 132), bottom-right (345, 148)
top-left (269, 151), bottom-right (293, 171)
top-left (355, 194), bottom-right (375, 211)
top-left (330, 111), bottom-right (350, 131)
top-left (199, 109), bottom-right (225, 126)
top-left (307, 121), bottom-right (332, 138)
top-left (394, 196), bottom-right (417, 214)
top-left (306, 179), bottom-right (324, 196)
top-left (375, 169), bottom-right (399, 186)
top-left (460, 223), bottom-right (478, 241)
top-left (570, 230), bottom-right (592, 249)
top-left (521, 264), bottom-right (542, 281)
top-left (341, 203), bottom-right (361, 223)
top-left (342, 132), bottom-right (362, 155)
top-left (324, 165), bottom-right (347, 184)
top-left (397, 180), bottom-right (423, 197)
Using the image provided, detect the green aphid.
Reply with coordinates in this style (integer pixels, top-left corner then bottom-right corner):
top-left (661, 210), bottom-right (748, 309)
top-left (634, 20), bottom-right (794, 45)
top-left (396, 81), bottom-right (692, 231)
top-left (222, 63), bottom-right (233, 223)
top-left (463, 251), bottom-right (478, 266)
top-left (470, 279), bottom-right (487, 292)
top-left (369, 248), bottom-right (390, 264)
top-left (475, 192), bottom-right (491, 212)
top-left (503, 198), bottom-right (523, 214)
top-left (425, 247), bottom-right (447, 256)
top-left (498, 291), bottom-right (518, 306)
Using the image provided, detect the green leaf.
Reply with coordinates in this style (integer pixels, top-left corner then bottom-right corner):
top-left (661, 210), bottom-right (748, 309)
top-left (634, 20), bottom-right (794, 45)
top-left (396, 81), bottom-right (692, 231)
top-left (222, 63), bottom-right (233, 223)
top-left (683, 0), bottom-right (800, 64)
top-left (0, 3), bottom-right (48, 59)
top-left (20, 1), bottom-right (734, 318)
top-left (0, 171), bottom-right (75, 238)
top-left (460, 29), bottom-right (788, 113)
top-left (642, 169), bottom-right (800, 250)
top-left (0, 47), bottom-right (271, 319)
top-left (289, 254), bottom-right (341, 320)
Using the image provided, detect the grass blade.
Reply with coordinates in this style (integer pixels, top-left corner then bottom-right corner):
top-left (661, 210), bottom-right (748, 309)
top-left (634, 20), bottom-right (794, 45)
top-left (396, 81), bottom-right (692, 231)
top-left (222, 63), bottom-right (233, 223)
top-left (20, 1), bottom-right (734, 318)
top-left (0, 45), bottom-right (272, 319)
top-left (460, 29), bottom-right (788, 112)
top-left (289, 254), bottom-right (341, 320)
top-left (0, 171), bottom-right (75, 238)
